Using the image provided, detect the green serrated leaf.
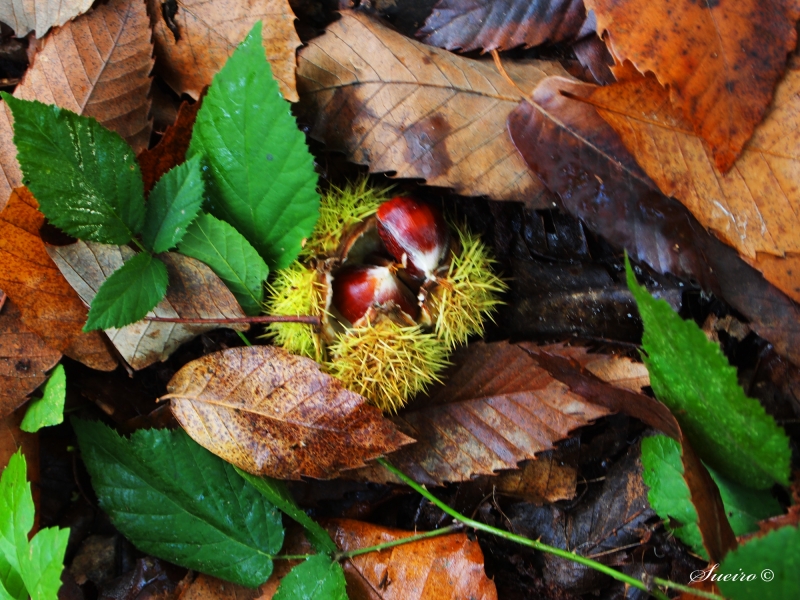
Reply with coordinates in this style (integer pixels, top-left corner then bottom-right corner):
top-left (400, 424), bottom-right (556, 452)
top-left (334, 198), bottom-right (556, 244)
top-left (84, 252), bottom-right (168, 332)
top-left (18, 528), bottom-right (69, 600)
top-left (641, 435), bottom-right (782, 559)
top-left (625, 256), bottom-right (791, 489)
top-left (274, 554), bottom-right (347, 600)
top-left (236, 469), bottom-right (336, 554)
top-left (1, 94), bottom-right (145, 245)
top-left (717, 525), bottom-right (800, 599)
top-left (187, 22), bottom-right (319, 270)
top-left (178, 213), bottom-right (268, 315)
top-left (20, 364), bottom-right (66, 433)
top-left (142, 156), bottom-right (205, 253)
top-left (73, 420), bottom-right (284, 587)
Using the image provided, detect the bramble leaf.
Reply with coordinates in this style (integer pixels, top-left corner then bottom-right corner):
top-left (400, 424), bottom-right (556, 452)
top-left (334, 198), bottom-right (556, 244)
top-left (274, 554), bottom-right (347, 600)
top-left (1, 93), bottom-right (145, 245)
top-left (187, 21), bottom-right (319, 270)
top-left (20, 364), bottom-right (66, 433)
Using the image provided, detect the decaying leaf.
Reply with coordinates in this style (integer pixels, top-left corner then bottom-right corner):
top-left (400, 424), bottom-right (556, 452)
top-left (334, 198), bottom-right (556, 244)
top-left (0, 189), bottom-right (116, 371)
top-left (418, 0), bottom-right (586, 52)
top-left (585, 0), bottom-right (800, 172)
top-left (329, 519), bottom-right (498, 600)
top-left (586, 72), bottom-right (800, 304)
top-left (297, 10), bottom-right (566, 205)
top-left (138, 101), bottom-right (201, 194)
top-left (492, 440), bottom-right (580, 504)
top-left (0, 0), bottom-right (94, 38)
top-left (146, 0), bottom-right (301, 102)
top-left (47, 241), bottom-right (247, 370)
top-left (165, 346), bottom-right (414, 480)
top-left (0, 296), bottom-right (62, 420)
top-left (0, 0), bottom-right (154, 211)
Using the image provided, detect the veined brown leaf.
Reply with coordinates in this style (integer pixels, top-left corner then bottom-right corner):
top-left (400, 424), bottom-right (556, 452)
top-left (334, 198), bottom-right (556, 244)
top-left (0, 0), bottom-right (94, 37)
top-left (165, 346), bottom-right (414, 480)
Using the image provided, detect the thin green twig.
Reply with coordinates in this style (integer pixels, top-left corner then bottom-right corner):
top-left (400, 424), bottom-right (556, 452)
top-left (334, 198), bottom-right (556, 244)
top-left (653, 577), bottom-right (726, 600)
top-left (237, 330), bottom-right (252, 346)
top-left (334, 523), bottom-right (463, 561)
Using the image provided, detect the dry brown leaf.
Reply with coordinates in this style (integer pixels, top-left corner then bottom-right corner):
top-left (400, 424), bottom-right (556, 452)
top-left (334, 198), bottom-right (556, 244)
top-left (492, 440), bottom-right (580, 504)
top-left (0, 0), bottom-right (155, 211)
top-left (165, 346), bottom-right (414, 480)
top-left (329, 519), bottom-right (498, 600)
top-left (0, 295), bottom-right (62, 420)
top-left (0, 0), bottom-right (94, 37)
top-left (139, 100), bottom-right (201, 193)
top-left (146, 0), bottom-right (300, 102)
top-left (585, 0), bottom-right (800, 172)
top-left (0, 189), bottom-right (116, 371)
top-left (585, 72), bottom-right (800, 304)
top-left (297, 10), bottom-right (566, 205)
top-left (47, 241), bottom-right (247, 370)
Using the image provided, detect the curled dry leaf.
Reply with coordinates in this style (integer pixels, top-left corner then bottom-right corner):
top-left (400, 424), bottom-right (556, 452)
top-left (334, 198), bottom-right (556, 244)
top-left (0, 0), bottom-right (94, 37)
top-left (47, 241), bottom-right (247, 370)
top-left (418, 0), bottom-right (586, 52)
top-left (586, 72), bottom-right (800, 304)
top-left (146, 0), bottom-right (301, 102)
top-left (328, 519), bottom-right (498, 600)
top-left (0, 188), bottom-right (116, 371)
top-left (0, 0), bottom-right (154, 211)
top-left (585, 0), bottom-right (800, 171)
top-left (165, 346), bottom-right (414, 480)
top-left (297, 10), bottom-right (566, 205)
top-left (138, 101), bottom-right (201, 193)
top-left (0, 296), bottom-right (62, 420)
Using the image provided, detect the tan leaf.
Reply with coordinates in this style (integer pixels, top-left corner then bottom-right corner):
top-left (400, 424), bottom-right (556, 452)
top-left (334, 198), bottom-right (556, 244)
top-left (585, 72), bottom-right (800, 304)
top-left (0, 0), bottom-right (155, 211)
top-left (46, 241), bottom-right (247, 370)
top-left (296, 10), bottom-right (566, 204)
top-left (0, 189), bottom-right (116, 371)
top-left (492, 441), bottom-right (580, 504)
top-left (0, 0), bottom-right (94, 37)
top-left (329, 519), bottom-right (498, 600)
top-left (146, 0), bottom-right (301, 102)
top-left (0, 295), bottom-right (62, 420)
top-left (585, 0), bottom-right (800, 171)
top-left (165, 345), bottom-right (414, 480)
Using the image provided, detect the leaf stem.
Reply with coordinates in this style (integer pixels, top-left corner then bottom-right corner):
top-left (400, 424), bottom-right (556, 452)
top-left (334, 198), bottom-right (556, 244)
top-left (131, 237), bottom-right (148, 253)
top-left (236, 330), bottom-right (252, 347)
top-left (376, 458), bottom-right (674, 600)
top-left (333, 523), bottom-right (463, 561)
top-left (652, 577), bottom-right (726, 600)
top-left (144, 315), bottom-right (321, 325)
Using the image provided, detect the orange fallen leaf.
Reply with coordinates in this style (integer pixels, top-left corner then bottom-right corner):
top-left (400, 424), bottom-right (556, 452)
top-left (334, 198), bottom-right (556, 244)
top-left (166, 345), bottom-right (414, 480)
top-left (0, 0), bottom-right (94, 37)
top-left (0, 188), bottom-right (116, 371)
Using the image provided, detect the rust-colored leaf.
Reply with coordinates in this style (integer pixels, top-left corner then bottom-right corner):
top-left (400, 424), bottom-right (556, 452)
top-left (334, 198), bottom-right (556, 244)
top-left (585, 0), bottom-right (800, 171)
top-left (0, 406), bottom-right (39, 513)
top-left (165, 346), bottom-right (414, 480)
top-left (507, 77), bottom-right (800, 366)
top-left (0, 0), bottom-right (155, 211)
top-left (146, 0), bottom-right (301, 102)
top-left (328, 519), bottom-right (498, 600)
top-left (47, 242), bottom-right (247, 370)
top-left (0, 189), bottom-right (116, 371)
top-left (0, 0), bottom-right (94, 37)
top-left (586, 71), bottom-right (800, 304)
top-left (297, 10), bottom-right (567, 205)
top-left (418, 0), bottom-right (586, 52)
top-left (0, 295), bottom-right (62, 420)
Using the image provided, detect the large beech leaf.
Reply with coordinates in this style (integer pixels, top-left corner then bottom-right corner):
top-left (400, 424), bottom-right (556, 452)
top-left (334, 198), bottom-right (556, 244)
top-left (73, 420), bottom-right (284, 587)
top-left (419, 0), bottom-right (586, 52)
top-left (48, 242), bottom-right (247, 370)
top-left (507, 76), bottom-right (800, 366)
top-left (297, 10), bottom-right (567, 205)
top-left (165, 346), bottom-right (414, 480)
top-left (188, 22), bottom-right (318, 271)
top-left (0, 189), bottom-right (115, 371)
top-left (0, 0), bottom-right (93, 37)
top-left (587, 72), bottom-right (800, 304)
top-left (585, 0), bottom-right (800, 171)
top-left (0, 0), bottom-right (154, 211)
top-left (145, 0), bottom-right (301, 102)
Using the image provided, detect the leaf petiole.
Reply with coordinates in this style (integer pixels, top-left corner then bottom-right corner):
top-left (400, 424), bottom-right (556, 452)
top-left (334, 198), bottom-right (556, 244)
top-left (333, 523), bottom-right (463, 561)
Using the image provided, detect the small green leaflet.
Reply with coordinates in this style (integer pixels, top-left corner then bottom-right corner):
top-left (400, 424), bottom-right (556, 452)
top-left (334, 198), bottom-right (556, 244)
top-left (178, 213), bottom-right (268, 315)
top-left (142, 156), bottom-right (205, 253)
top-left (718, 525), bottom-right (800, 599)
top-left (625, 256), bottom-right (791, 489)
top-left (20, 364), bottom-right (66, 433)
top-left (274, 555), bottom-right (347, 600)
top-left (73, 420), bottom-right (284, 587)
top-left (0, 451), bottom-right (69, 600)
top-left (1, 94), bottom-right (145, 245)
top-left (84, 251), bottom-right (168, 332)
top-left (188, 21), bottom-right (320, 271)
top-left (641, 435), bottom-right (782, 559)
